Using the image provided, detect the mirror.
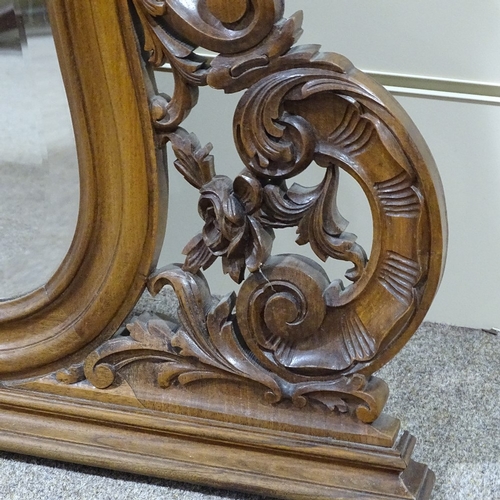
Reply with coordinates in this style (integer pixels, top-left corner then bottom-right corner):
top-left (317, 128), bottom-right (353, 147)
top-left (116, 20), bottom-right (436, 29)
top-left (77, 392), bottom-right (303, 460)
top-left (0, 1), bottom-right (79, 298)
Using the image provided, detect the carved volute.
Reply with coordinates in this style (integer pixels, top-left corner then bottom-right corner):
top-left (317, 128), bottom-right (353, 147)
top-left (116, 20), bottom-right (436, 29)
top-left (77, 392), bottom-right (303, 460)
top-left (81, 0), bottom-right (446, 426)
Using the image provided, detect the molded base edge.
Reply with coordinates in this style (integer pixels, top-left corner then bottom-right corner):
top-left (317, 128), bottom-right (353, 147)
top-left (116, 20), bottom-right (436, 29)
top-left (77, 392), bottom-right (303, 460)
top-left (0, 388), bottom-right (434, 500)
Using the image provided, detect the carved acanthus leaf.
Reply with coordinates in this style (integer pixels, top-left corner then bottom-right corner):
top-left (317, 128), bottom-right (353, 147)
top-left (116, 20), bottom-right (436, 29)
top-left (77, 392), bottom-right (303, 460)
top-left (339, 311), bottom-right (376, 364)
top-left (167, 128), bottom-right (215, 189)
top-left (295, 167), bottom-right (367, 282)
top-left (133, 1), bottom-right (208, 132)
top-left (133, 0), bottom-right (208, 77)
top-left (182, 233), bottom-right (217, 274)
top-left (84, 314), bottom-right (177, 390)
top-left (149, 74), bottom-right (199, 134)
top-left (374, 172), bottom-right (422, 218)
top-left (291, 375), bottom-right (388, 422)
top-left (81, 264), bottom-right (388, 423)
top-left (378, 251), bottom-right (420, 306)
top-left (325, 98), bottom-right (375, 156)
top-left (260, 181), bottom-right (323, 227)
top-left (208, 12), bottom-right (304, 93)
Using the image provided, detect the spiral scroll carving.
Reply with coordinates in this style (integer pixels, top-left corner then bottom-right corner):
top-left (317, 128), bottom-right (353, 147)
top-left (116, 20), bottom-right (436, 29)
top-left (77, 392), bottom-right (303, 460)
top-left (236, 254), bottom-right (329, 375)
top-left (82, 0), bottom-right (446, 424)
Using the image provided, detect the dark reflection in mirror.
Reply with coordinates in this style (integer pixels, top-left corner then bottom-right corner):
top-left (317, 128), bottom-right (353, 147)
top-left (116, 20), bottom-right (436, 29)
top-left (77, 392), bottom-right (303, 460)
top-left (0, 1), bottom-right (79, 298)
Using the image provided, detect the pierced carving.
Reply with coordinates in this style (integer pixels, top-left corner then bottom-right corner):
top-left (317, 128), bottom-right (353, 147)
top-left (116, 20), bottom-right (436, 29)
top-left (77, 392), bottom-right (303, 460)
top-left (79, 0), bottom-right (444, 429)
top-left (0, 2), bottom-right (444, 498)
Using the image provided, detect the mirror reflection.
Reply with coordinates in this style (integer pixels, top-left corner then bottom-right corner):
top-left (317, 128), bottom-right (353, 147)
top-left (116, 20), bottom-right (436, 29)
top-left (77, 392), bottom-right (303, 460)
top-left (0, 1), bottom-right (79, 298)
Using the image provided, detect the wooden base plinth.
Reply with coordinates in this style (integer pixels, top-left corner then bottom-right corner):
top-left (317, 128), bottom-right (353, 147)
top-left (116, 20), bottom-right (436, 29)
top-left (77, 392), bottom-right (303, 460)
top-left (0, 387), bottom-right (434, 500)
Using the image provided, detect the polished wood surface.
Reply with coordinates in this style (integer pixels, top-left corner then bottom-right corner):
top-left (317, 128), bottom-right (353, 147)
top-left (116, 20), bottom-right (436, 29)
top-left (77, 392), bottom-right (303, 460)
top-left (0, 0), bottom-right (167, 378)
top-left (0, 1), bottom-right (446, 499)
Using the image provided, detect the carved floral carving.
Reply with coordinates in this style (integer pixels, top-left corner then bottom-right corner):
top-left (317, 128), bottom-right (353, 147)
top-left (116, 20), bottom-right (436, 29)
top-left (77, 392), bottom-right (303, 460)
top-left (84, 260), bottom-right (388, 423)
top-left (75, 0), bottom-right (445, 426)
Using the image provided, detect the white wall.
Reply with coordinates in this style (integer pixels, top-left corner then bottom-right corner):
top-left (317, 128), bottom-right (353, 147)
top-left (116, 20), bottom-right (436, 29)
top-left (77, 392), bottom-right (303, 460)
top-left (157, 1), bottom-right (500, 329)
top-left (284, 0), bottom-right (500, 83)
top-left (396, 97), bottom-right (500, 328)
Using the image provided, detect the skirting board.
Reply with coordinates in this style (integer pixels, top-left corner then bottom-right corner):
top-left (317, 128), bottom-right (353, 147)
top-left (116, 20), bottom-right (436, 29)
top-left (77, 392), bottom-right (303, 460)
top-left (0, 387), bottom-right (434, 500)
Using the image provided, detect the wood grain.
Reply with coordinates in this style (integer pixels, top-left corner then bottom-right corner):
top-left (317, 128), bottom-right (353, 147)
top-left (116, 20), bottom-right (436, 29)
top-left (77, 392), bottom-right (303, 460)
top-left (0, 1), bottom-right (446, 498)
top-left (0, 0), bottom-right (167, 378)
top-left (0, 387), bottom-right (434, 500)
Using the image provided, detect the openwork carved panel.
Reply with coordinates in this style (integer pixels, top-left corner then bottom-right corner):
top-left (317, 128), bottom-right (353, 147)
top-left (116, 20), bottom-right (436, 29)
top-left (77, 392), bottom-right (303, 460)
top-left (77, 0), bottom-right (446, 426)
top-left (0, 2), bottom-right (446, 499)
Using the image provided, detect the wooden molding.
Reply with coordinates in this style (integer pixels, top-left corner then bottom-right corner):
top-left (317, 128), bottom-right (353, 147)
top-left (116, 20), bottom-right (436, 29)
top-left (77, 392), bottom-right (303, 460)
top-left (0, 387), bottom-right (434, 500)
top-left (0, 1), bottom-right (446, 499)
top-left (0, 0), bottom-right (167, 379)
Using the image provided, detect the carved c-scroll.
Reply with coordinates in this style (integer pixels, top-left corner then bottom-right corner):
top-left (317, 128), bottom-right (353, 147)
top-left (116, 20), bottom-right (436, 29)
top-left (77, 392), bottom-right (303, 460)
top-left (69, 1), bottom-right (446, 425)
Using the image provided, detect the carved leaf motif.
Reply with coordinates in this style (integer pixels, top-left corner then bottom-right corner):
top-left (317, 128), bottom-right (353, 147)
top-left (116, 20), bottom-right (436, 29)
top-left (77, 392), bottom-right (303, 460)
top-left (182, 233), bottom-right (217, 274)
top-left (378, 251), bottom-right (420, 306)
top-left (149, 266), bottom-right (217, 345)
top-left (208, 13), bottom-right (304, 93)
top-left (132, 1), bottom-right (208, 131)
top-left (158, 362), bottom-right (240, 389)
top-left (260, 181), bottom-right (323, 227)
top-left (150, 74), bottom-right (199, 133)
top-left (374, 172), bottom-right (422, 218)
top-left (290, 375), bottom-right (388, 423)
top-left (157, 359), bottom-right (203, 388)
top-left (81, 262), bottom-right (389, 422)
top-left (168, 128), bottom-right (215, 189)
top-left (236, 99), bottom-right (317, 179)
top-left (83, 314), bottom-right (178, 389)
top-left (233, 171), bottom-right (263, 215)
top-left (326, 99), bottom-right (375, 156)
top-left (133, 0), bottom-right (208, 75)
top-left (295, 167), bottom-right (367, 282)
top-left (245, 217), bottom-right (274, 273)
top-left (221, 256), bottom-right (246, 283)
top-left (148, 267), bottom-right (282, 396)
top-left (339, 312), bottom-right (376, 364)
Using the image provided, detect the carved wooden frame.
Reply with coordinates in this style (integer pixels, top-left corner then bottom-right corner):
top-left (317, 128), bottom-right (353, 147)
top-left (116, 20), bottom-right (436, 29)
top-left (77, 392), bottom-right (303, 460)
top-left (0, 0), bottom-right (167, 378)
top-left (0, 1), bottom-right (446, 499)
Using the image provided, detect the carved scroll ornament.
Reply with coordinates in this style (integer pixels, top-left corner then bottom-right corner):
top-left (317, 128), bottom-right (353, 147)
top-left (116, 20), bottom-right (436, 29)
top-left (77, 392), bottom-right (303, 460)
top-left (80, 0), bottom-right (446, 425)
top-left (0, 2), bottom-right (446, 498)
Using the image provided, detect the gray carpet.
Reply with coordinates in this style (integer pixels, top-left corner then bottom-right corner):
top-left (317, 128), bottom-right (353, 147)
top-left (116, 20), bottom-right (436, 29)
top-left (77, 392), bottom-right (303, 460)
top-left (0, 288), bottom-right (498, 500)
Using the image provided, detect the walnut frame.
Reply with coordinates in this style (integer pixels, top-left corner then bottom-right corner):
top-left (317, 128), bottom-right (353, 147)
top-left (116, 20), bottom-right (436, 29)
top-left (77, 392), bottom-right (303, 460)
top-left (0, 2), bottom-right (446, 499)
top-left (0, 0), bottom-right (167, 378)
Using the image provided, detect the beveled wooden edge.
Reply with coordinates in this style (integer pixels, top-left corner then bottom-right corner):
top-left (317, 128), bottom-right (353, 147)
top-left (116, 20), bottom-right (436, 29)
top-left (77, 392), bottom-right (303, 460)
top-left (352, 70), bottom-right (448, 376)
top-left (0, 0), bottom-right (167, 378)
top-left (0, 387), bottom-right (435, 500)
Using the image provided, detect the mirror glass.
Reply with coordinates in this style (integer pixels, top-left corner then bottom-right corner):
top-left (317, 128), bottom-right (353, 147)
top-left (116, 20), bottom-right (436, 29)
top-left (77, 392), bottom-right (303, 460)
top-left (0, 1), bottom-right (79, 298)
